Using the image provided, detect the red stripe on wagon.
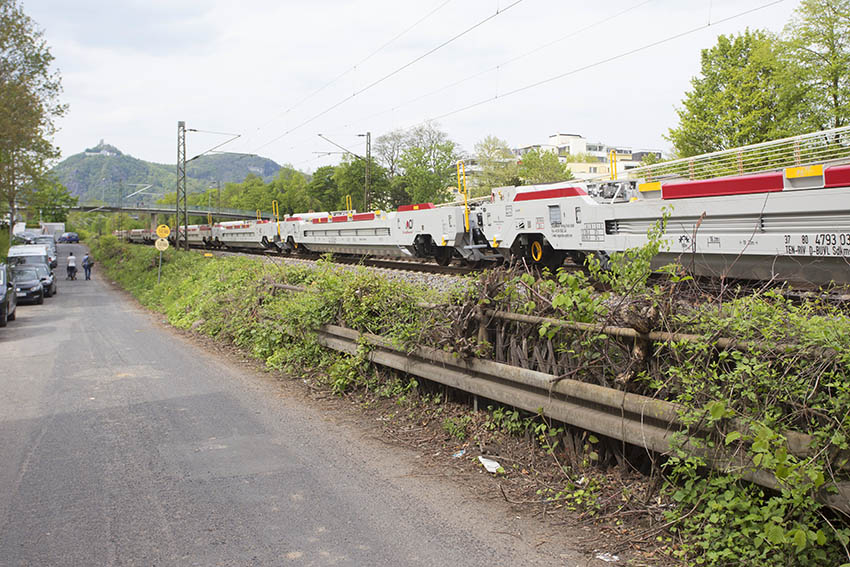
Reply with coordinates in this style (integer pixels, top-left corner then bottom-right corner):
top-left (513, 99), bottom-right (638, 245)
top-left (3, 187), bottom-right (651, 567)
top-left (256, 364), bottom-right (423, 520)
top-left (513, 186), bottom-right (587, 201)
top-left (352, 213), bottom-right (375, 221)
top-left (825, 164), bottom-right (850, 188)
top-left (662, 172), bottom-right (783, 200)
top-left (397, 203), bottom-right (435, 212)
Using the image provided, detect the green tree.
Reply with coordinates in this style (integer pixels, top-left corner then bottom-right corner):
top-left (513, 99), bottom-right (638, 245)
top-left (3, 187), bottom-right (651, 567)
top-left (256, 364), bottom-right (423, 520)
top-left (473, 135), bottom-right (519, 196)
top-left (25, 176), bottom-right (76, 222)
top-left (272, 167), bottom-right (315, 214)
top-left (668, 30), bottom-right (803, 157)
top-left (306, 165), bottom-right (341, 212)
top-left (386, 177), bottom-right (412, 210)
top-left (0, 0), bottom-right (65, 236)
top-left (517, 149), bottom-right (571, 184)
top-left (333, 158), bottom-right (390, 211)
top-left (782, 0), bottom-right (850, 130)
top-left (397, 122), bottom-right (461, 204)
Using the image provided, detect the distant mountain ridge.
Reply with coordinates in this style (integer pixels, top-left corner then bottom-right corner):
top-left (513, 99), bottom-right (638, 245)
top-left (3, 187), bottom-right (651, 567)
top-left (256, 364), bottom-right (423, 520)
top-left (51, 141), bottom-right (283, 203)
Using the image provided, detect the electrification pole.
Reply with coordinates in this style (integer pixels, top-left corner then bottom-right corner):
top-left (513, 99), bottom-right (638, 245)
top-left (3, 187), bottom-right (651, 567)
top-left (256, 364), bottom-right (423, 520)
top-left (365, 131), bottom-right (371, 211)
top-left (176, 121), bottom-right (188, 250)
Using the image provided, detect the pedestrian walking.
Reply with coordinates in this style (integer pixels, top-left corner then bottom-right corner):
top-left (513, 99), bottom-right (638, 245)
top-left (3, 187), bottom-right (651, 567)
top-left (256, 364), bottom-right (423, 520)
top-left (67, 252), bottom-right (77, 280)
top-left (82, 253), bottom-right (94, 280)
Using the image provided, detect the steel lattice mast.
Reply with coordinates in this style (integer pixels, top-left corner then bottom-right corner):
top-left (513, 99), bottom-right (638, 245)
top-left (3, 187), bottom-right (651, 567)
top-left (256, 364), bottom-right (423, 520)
top-left (176, 121), bottom-right (188, 250)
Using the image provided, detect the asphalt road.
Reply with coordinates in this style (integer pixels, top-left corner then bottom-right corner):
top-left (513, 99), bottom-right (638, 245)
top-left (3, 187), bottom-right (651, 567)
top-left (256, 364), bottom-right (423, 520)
top-left (0, 243), bottom-right (587, 566)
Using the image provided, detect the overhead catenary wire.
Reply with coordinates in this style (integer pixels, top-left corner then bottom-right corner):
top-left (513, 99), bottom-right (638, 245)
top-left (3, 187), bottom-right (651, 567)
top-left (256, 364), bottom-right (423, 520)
top-left (324, 0), bottom-right (655, 138)
top-left (246, 0), bottom-right (455, 143)
top-left (251, 0), bottom-right (526, 154)
top-left (429, 0), bottom-right (785, 122)
top-left (282, 0), bottom-right (784, 172)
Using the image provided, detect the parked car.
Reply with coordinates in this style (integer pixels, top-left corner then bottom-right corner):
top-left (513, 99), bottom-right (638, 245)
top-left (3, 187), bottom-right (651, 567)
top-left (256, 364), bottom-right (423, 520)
top-left (58, 232), bottom-right (79, 243)
top-left (32, 236), bottom-right (58, 268)
top-left (11, 231), bottom-right (38, 245)
top-left (6, 244), bottom-right (50, 269)
top-left (0, 263), bottom-right (17, 327)
top-left (32, 263), bottom-right (57, 297)
top-left (11, 265), bottom-right (44, 305)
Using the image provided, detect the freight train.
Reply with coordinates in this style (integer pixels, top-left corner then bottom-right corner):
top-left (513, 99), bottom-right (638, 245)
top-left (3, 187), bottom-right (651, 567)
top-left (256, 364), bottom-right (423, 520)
top-left (116, 128), bottom-right (850, 285)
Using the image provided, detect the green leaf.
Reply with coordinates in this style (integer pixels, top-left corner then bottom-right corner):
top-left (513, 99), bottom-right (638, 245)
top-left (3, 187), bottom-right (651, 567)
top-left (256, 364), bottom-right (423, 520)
top-left (707, 400), bottom-right (726, 421)
top-left (766, 523), bottom-right (785, 545)
top-left (793, 529), bottom-right (807, 552)
top-left (725, 431), bottom-right (742, 445)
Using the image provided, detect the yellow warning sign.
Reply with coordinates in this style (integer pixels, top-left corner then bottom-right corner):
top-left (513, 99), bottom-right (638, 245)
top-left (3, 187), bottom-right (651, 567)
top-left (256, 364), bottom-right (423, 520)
top-left (156, 224), bottom-right (171, 239)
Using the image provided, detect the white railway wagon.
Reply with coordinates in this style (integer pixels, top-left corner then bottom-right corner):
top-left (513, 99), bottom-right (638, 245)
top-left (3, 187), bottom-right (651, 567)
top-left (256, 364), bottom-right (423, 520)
top-left (213, 220), bottom-right (266, 250)
top-left (478, 164), bottom-right (850, 284)
top-left (255, 219), bottom-right (284, 250)
top-left (128, 228), bottom-right (148, 244)
top-left (286, 204), bottom-right (472, 264)
top-left (185, 224), bottom-right (212, 247)
top-left (276, 212), bottom-right (334, 251)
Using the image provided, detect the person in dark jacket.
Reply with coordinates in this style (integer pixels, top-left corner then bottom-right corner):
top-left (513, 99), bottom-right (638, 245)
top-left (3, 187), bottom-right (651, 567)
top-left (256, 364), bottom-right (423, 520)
top-left (82, 253), bottom-right (94, 280)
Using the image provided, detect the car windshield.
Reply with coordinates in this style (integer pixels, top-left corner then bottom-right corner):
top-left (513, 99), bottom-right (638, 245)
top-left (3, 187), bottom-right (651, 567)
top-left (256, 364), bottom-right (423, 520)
top-left (34, 265), bottom-right (50, 278)
top-left (13, 268), bottom-right (38, 280)
top-left (13, 256), bottom-right (45, 265)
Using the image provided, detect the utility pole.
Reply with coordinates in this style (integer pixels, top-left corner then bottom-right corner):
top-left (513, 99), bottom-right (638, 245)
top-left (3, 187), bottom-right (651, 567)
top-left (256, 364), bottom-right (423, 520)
top-left (319, 132), bottom-right (370, 209)
top-left (358, 132), bottom-right (371, 210)
top-left (365, 131), bottom-right (371, 210)
top-left (176, 121), bottom-right (188, 250)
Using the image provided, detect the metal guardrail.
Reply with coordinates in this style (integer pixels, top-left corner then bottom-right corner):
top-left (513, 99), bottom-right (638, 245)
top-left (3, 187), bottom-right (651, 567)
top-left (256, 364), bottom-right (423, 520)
top-left (316, 323), bottom-right (850, 514)
top-left (265, 282), bottom-right (848, 512)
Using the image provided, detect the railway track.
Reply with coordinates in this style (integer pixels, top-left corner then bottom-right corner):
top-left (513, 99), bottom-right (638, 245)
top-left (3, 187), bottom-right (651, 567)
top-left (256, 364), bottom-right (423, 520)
top-left (195, 246), bottom-right (485, 277)
top-left (131, 240), bottom-right (850, 301)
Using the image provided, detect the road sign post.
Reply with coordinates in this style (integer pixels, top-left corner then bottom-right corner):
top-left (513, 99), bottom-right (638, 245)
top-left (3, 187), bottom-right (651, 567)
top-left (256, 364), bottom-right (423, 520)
top-left (154, 237), bottom-right (169, 283)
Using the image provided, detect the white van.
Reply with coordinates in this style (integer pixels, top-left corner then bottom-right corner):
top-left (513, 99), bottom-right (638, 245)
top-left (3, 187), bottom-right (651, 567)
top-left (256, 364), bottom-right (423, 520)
top-left (7, 245), bottom-right (51, 268)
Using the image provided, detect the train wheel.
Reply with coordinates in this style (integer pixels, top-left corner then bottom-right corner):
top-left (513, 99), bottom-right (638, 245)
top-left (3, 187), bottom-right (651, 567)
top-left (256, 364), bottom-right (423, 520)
top-left (530, 240), bottom-right (544, 263)
top-left (526, 238), bottom-right (564, 273)
top-left (434, 247), bottom-right (453, 266)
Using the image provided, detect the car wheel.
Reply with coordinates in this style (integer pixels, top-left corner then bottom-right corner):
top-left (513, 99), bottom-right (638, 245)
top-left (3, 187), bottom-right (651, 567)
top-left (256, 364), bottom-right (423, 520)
top-left (0, 305), bottom-right (6, 327)
top-left (7, 305), bottom-right (15, 321)
top-left (36, 291), bottom-right (44, 305)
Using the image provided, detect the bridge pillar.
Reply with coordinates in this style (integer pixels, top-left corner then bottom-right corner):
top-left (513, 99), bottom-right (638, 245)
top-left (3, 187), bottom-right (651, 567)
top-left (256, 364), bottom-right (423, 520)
top-left (150, 213), bottom-right (158, 232)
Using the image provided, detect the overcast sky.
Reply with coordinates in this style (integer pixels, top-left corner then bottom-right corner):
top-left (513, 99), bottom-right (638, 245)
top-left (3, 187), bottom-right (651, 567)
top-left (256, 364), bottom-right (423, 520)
top-left (27, 0), bottom-right (800, 172)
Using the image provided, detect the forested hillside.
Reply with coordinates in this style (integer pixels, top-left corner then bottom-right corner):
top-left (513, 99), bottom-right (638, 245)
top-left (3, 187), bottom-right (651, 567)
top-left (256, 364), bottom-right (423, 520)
top-left (50, 141), bottom-right (282, 203)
